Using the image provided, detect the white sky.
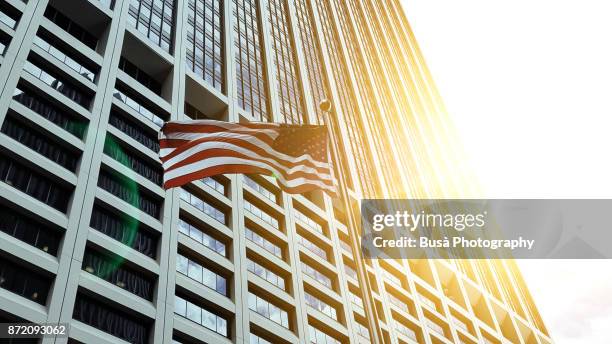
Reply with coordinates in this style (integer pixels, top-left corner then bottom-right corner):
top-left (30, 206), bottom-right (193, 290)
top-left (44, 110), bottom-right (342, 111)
top-left (402, 1), bottom-right (612, 343)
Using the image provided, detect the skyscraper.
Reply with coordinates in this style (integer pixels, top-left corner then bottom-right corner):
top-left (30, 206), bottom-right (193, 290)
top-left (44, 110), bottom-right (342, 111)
top-left (0, 0), bottom-right (552, 344)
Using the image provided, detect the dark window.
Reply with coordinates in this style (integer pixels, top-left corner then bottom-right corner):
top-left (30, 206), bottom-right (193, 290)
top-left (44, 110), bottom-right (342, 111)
top-left (267, 0), bottom-right (306, 124)
top-left (184, 102), bottom-right (211, 120)
top-left (127, 0), bottom-right (175, 53)
top-left (0, 154), bottom-right (72, 212)
top-left (0, 2), bottom-right (21, 30)
top-left (82, 249), bottom-right (154, 300)
top-left (112, 87), bottom-right (166, 127)
top-left (23, 60), bottom-right (92, 109)
top-left (233, 0), bottom-right (269, 121)
top-left (2, 115), bottom-right (80, 171)
top-left (185, 0), bottom-right (223, 91)
top-left (90, 205), bottom-right (158, 258)
top-left (43, 6), bottom-right (98, 50)
top-left (0, 207), bottom-right (62, 256)
top-left (118, 57), bottom-right (162, 95)
top-left (72, 293), bottom-right (149, 344)
top-left (109, 110), bottom-right (159, 152)
top-left (0, 256), bottom-right (52, 305)
top-left (103, 135), bottom-right (162, 185)
top-left (0, 34), bottom-right (9, 56)
top-left (12, 87), bottom-right (88, 139)
top-left (97, 170), bottom-right (161, 219)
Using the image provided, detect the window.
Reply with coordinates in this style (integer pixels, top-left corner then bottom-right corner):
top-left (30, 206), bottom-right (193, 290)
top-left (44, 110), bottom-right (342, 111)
top-left (247, 292), bottom-right (289, 328)
top-left (118, 57), bottom-right (162, 95)
top-left (246, 259), bottom-right (285, 290)
top-left (82, 249), bottom-right (154, 300)
top-left (395, 320), bottom-right (418, 341)
top-left (250, 333), bottom-right (272, 344)
top-left (0, 207), bottom-right (62, 256)
top-left (113, 88), bottom-right (165, 127)
top-left (426, 319), bottom-right (445, 336)
top-left (293, 0), bottom-right (327, 123)
top-left (0, 256), bottom-right (52, 305)
top-left (73, 293), bottom-right (149, 344)
top-left (176, 253), bottom-right (226, 295)
top-left (44, 6), bottom-right (98, 50)
top-left (244, 176), bottom-right (276, 203)
top-left (2, 115), bottom-right (80, 172)
top-left (202, 176), bottom-right (226, 195)
top-left (32, 35), bottom-right (97, 82)
top-left (0, 3), bottom-right (19, 29)
top-left (344, 264), bottom-right (357, 280)
top-left (339, 238), bottom-right (352, 254)
top-left (180, 188), bottom-right (226, 224)
top-left (23, 60), bottom-right (92, 109)
top-left (103, 134), bottom-right (162, 185)
top-left (297, 234), bottom-right (327, 260)
top-left (386, 292), bottom-right (409, 313)
top-left (243, 200), bottom-right (278, 229)
top-left (293, 209), bottom-right (322, 233)
top-left (127, 0), bottom-right (175, 53)
top-left (244, 226), bottom-right (282, 258)
top-left (184, 102), bottom-right (212, 120)
top-left (382, 269), bottom-right (402, 286)
top-left (354, 320), bottom-right (370, 339)
top-left (349, 291), bottom-right (363, 309)
top-left (12, 87), bottom-right (87, 139)
top-left (178, 218), bottom-right (226, 256)
top-left (301, 262), bottom-right (331, 289)
top-left (308, 325), bottom-right (340, 344)
top-left (109, 110), bottom-right (159, 152)
top-left (267, 0), bottom-right (305, 124)
top-left (304, 292), bottom-right (336, 320)
top-left (0, 35), bottom-right (9, 56)
top-left (98, 170), bottom-right (161, 218)
top-left (185, 0), bottom-right (223, 91)
top-left (90, 205), bottom-right (158, 258)
top-left (233, 0), bottom-right (269, 121)
top-left (0, 154), bottom-right (72, 212)
top-left (174, 295), bottom-right (228, 337)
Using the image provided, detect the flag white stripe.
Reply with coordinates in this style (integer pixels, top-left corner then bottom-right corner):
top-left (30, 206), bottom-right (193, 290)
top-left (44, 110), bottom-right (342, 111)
top-left (160, 132), bottom-right (329, 168)
top-left (164, 156), bottom-right (336, 192)
top-left (163, 140), bottom-right (332, 179)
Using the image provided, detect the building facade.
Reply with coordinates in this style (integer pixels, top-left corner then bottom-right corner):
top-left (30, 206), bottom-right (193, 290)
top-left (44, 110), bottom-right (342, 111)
top-left (0, 0), bottom-right (551, 344)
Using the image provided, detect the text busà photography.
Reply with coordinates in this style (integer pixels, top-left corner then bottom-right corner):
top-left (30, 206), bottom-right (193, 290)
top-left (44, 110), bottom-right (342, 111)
top-left (0, 0), bottom-right (610, 343)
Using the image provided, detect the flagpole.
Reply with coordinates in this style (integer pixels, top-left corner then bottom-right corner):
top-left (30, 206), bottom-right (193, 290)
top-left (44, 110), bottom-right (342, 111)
top-left (319, 100), bottom-right (383, 344)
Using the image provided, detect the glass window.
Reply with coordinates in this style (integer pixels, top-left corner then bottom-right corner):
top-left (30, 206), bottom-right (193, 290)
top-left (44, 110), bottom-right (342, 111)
top-left (127, 0), bottom-right (175, 53)
top-left (176, 253), bottom-right (227, 295)
top-left (233, 0), bottom-right (269, 120)
top-left (186, 0), bottom-right (223, 91)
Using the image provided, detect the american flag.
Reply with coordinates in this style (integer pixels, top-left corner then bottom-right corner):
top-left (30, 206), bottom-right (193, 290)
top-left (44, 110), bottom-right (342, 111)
top-left (159, 120), bottom-right (337, 195)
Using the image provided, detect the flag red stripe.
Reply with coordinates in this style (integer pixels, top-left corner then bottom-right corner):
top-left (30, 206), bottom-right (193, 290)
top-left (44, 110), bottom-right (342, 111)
top-left (164, 164), bottom-right (267, 189)
top-left (161, 127), bottom-right (275, 146)
top-left (160, 135), bottom-right (328, 172)
top-left (164, 148), bottom-right (333, 184)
